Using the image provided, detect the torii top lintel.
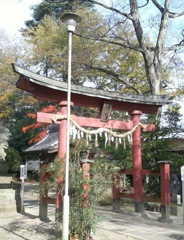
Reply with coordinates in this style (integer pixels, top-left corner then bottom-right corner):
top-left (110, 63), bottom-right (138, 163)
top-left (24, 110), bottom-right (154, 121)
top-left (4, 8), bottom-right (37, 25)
top-left (13, 64), bottom-right (170, 114)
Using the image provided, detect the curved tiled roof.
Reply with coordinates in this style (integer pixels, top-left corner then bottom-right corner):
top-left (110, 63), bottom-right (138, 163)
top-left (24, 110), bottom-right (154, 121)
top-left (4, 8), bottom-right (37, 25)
top-left (12, 64), bottom-right (170, 114)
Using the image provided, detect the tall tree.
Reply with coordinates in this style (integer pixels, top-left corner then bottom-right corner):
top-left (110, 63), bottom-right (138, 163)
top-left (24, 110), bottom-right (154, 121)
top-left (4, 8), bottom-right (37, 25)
top-left (23, 0), bottom-right (184, 95)
top-left (23, 8), bottom-right (148, 93)
top-left (78, 0), bottom-right (184, 95)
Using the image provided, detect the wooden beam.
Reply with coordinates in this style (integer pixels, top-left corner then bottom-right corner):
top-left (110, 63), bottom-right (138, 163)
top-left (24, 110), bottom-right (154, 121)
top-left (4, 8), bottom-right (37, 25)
top-left (119, 170), bottom-right (133, 175)
top-left (37, 112), bottom-right (133, 130)
top-left (119, 169), bottom-right (159, 175)
top-left (37, 112), bottom-right (155, 131)
top-left (120, 193), bottom-right (161, 203)
top-left (141, 170), bottom-right (160, 176)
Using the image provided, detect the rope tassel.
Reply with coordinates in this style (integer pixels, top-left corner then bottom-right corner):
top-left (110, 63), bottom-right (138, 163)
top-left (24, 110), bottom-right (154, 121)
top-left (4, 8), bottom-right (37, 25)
top-left (115, 138), bottom-right (118, 149)
top-left (95, 134), bottom-right (98, 147)
top-left (123, 138), bottom-right (126, 149)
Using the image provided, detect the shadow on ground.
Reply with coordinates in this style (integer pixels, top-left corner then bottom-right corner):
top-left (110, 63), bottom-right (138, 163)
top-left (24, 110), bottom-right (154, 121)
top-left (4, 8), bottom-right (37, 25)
top-left (5, 216), bottom-right (62, 240)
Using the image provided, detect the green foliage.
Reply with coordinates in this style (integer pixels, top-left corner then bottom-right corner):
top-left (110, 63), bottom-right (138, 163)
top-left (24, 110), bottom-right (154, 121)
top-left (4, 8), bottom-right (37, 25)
top-left (22, 5), bottom-right (148, 93)
top-left (142, 103), bottom-right (184, 171)
top-left (5, 147), bottom-right (22, 173)
top-left (142, 103), bottom-right (184, 196)
top-left (24, 16), bottom-right (68, 79)
top-left (104, 144), bottom-right (132, 169)
top-left (8, 113), bottom-right (36, 160)
top-left (40, 146), bottom-right (117, 239)
top-left (69, 140), bottom-right (118, 238)
top-left (25, 0), bottom-right (93, 28)
top-left (69, 166), bottom-right (97, 238)
top-left (143, 176), bottom-right (160, 197)
top-left (69, 159), bottom-right (118, 239)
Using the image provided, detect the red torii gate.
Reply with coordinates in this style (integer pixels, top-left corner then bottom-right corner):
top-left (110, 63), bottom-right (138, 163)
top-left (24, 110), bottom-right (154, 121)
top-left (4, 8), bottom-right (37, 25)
top-left (38, 106), bottom-right (150, 214)
top-left (13, 64), bottom-right (171, 220)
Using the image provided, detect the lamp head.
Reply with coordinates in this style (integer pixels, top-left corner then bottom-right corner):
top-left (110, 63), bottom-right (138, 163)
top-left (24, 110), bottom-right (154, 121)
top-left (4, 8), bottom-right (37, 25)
top-left (60, 12), bottom-right (81, 33)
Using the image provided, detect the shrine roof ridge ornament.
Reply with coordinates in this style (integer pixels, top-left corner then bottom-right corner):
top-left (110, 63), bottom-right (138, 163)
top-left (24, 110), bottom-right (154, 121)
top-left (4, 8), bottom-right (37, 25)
top-left (12, 64), bottom-right (170, 113)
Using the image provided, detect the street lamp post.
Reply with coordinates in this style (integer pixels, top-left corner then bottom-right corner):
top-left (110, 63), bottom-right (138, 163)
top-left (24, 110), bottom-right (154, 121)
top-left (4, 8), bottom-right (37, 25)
top-left (60, 12), bottom-right (81, 240)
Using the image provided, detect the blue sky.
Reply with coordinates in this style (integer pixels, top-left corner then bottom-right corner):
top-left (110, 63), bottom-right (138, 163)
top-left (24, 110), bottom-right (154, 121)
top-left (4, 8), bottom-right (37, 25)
top-left (0, 0), bottom-right (41, 36)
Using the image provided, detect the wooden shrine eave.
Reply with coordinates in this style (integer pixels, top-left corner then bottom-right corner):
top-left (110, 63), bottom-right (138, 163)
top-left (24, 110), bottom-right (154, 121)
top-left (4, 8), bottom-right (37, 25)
top-left (12, 64), bottom-right (170, 114)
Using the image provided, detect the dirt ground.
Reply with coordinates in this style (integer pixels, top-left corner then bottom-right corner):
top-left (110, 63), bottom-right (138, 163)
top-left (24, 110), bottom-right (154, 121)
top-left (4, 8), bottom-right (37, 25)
top-left (0, 182), bottom-right (184, 240)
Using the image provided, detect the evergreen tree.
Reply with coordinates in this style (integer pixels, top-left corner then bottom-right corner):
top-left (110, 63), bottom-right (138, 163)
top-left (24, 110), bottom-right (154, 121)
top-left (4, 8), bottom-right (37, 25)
top-left (24, 0), bottom-right (93, 28)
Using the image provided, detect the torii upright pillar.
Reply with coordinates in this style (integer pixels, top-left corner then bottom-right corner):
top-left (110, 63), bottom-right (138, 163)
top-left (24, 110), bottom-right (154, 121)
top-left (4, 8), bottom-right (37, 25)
top-left (130, 110), bottom-right (143, 213)
top-left (158, 161), bottom-right (173, 223)
top-left (55, 101), bottom-right (72, 220)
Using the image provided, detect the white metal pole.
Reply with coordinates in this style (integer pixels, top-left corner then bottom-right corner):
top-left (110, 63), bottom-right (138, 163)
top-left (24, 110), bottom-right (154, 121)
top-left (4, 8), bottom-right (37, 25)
top-left (182, 180), bottom-right (184, 226)
top-left (62, 31), bottom-right (72, 240)
top-left (180, 166), bottom-right (184, 226)
top-left (21, 177), bottom-right (24, 213)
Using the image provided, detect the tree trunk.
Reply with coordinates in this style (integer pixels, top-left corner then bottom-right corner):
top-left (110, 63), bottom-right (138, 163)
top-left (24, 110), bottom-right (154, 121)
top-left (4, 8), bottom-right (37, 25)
top-left (130, 0), bottom-right (170, 95)
top-left (143, 52), bottom-right (162, 95)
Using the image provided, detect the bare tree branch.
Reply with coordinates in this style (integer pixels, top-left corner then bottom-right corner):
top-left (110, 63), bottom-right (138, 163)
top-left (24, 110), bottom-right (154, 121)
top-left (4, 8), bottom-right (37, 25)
top-left (82, 0), bottom-right (184, 95)
top-left (165, 40), bottom-right (184, 51)
top-left (154, 0), bottom-right (169, 68)
top-left (87, 0), bottom-right (133, 20)
top-left (152, 0), bottom-right (184, 18)
top-left (130, 0), bottom-right (144, 44)
top-left (169, 11), bottom-right (184, 18)
top-left (129, 0), bottom-right (161, 94)
top-left (152, 0), bottom-right (164, 13)
top-left (85, 64), bottom-right (142, 95)
top-left (138, 0), bottom-right (149, 8)
top-left (75, 32), bottom-right (143, 52)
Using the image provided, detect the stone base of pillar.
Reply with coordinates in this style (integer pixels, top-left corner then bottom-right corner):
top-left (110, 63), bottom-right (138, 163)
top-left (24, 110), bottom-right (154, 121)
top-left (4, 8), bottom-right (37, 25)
top-left (112, 198), bottom-right (120, 212)
top-left (39, 203), bottom-right (49, 221)
top-left (158, 205), bottom-right (173, 223)
top-left (134, 202), bottom-right (144, 213)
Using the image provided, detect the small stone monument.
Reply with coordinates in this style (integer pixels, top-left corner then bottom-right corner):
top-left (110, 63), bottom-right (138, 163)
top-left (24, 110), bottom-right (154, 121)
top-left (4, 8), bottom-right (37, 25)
top-left (0, 126), bottom-right (11, 181)
top-left (0, 126), bottom-right (10, 158)
top-left (0, 126), bottom-right (21, 213)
